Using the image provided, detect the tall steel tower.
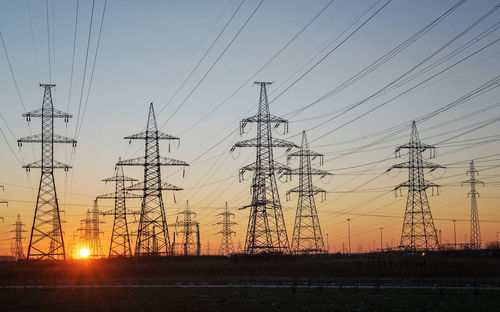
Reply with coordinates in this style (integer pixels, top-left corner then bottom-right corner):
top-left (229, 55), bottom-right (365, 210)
top-left (172, 201), bottom-right (200, 256)
top-left (11, 214), bottom-right (26, 261)
top-left (98, 161), bottom-right (141, 257)
top-left (78, 210), bottom-right (92, 252)
top-left (462, 160), bottom-right (484, 249)
top-left (118, 103), bottom-right (188, 256)
top-left (18, 84), bottom-right (76, 260)
top-left (215, 202), bottom-right (237, 255)
top-left (287, 131), bottom-right (331, 254)
top-left (231, 82), bottom-right (297, 254)
top-left (90, 199), bottom-right (103, 257)
top-left (387, 121), bottom-right (442, 251)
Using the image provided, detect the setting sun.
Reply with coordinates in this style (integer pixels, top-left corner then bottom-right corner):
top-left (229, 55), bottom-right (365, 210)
top-left (79, 248), bottom-right (90, 258)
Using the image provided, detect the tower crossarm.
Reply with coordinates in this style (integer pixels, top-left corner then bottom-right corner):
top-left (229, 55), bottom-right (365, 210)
top-left (239, 161), bottom-right (291, 176)
top-left (387, 160), bottom-right (444, 171)
top-left (287, 185), bottom-right (325, 197)
top-left (117, 156), bottom-right (189, 167)
top-left (125, 181), bottom-right (183, 191)
top-left (395, 143), bottom-right (437, 155)
top-left (231, 138), bottom-right (297, 151)
top-left (22, 159), bottom-right (72, 171)
top-left (461, 178), bottom-right (484, 186)
top-left (240, 114), bottom-right (288, 131)
top-left (394, 180), bottom-right (439, 192)
top-left (97, 192), bottom-right (143, 199)
top-left (124, 131), bottom-right (179, 141)
top-left (287, 149), bottom-right (323, 159)
top-left (290, 167), bottom-right (331, 178)
top-left (102, 175), bottom-right (137, 183)
top-left (22, 107), bottom-right (72, 120)
top-left (18, 133), bottom-right (77, 146)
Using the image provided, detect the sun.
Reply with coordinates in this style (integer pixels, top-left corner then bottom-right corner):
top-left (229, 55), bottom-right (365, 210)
top-left (79, 248), bottom-right (90, 258)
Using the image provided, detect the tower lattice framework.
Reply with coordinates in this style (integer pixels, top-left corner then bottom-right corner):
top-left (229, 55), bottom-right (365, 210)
top-left (215, 202), bottom-right (237, 255)
top-left (18, 84), bottom-right (76, 260)
top-left (232, 82), bottom-right (297, 254)
top-left (388, 121), bottom-right (443, 251)
top-left (118, 103), bottom-right (188, 256)
top-left (287, 131), bottom-right (331, 254)
top-left (98, 161), bottom-right (141, 257)
top-left (11, 214), bottom-right (26, 261)
top-left (462, 160), bottom-right (484, 249)
top-left (170, 201), bottom-right (200, 256)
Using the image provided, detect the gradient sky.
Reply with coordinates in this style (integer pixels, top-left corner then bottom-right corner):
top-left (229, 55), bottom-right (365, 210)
top-left (0, 0), bottom-right (499, 255)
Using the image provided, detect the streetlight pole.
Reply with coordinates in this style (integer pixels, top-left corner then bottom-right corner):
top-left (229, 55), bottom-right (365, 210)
top-left (326, 233), bottom-right (329, 253)
top-left (379, 227), bottom-right (383, 252)
top-left (347, 218), bottom-right (351, 255)
top-left (452, 220), bottom-right (457, 249)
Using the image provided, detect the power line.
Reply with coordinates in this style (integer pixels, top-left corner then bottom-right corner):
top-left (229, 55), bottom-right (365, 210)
top-left (160, 0), bottom-right (265, 127)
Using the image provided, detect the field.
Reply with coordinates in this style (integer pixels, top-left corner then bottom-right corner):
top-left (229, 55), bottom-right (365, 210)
top-left (1, 252), bottom-right (500, 311)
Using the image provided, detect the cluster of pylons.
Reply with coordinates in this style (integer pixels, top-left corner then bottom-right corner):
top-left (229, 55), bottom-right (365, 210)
top-left (11, 82), bottom-right (485, 260)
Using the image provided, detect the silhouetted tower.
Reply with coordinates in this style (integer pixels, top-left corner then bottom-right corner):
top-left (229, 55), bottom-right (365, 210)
top-left (173, 201), bottom-right (200, 256)
top-left (387, 121), bottom-right (442, 251)
top-left (98, 162), bottom-right (141, 257)
top-left (18, 84), bottom-right (76, 260)
top-left (11, 214), bottom-right (26, 261)
top-left (215, 202), bottom-right (237, 255)
top-left (462, 160), bottom-right (484, 249)
top-left (118, 103), bottom-right (188, 256)
top-left (90, 200), bottom-right (104, 257)
top-left (78, 210), bottom-right (92, 251)
top-left (287, 131), bottom-right (331, 254)
top-left (231, 82), bottom-right (297, 254)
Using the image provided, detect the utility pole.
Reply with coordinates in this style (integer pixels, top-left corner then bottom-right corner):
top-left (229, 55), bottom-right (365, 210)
top-left (347, 218), bottom-right (351, 255)
top-left (11, 214), bottom-right (26, 261)
top-left (326, 233), bottom-right (329, 253)
top-left (462, 160), bottom-right (484, 250)
top-left (287, 131), bottom-right (331, 254)
top-left (497, 232), bottom-right (499, 247)
top-left (215, 202), bottom-right (237, 256)
top-left (231, 82), bottom-right (297, 254)
top-left (118, 103), bottom-right (188, 256)
top-left (97, 162), bottom-right (141, 257)
top-left (387, 121), bottom-right (442, 251)
top-left (379, 227), bottom-right (383, 252)
top-left (452, 220), bottom-right (457, 249)
top-left (18, 84), bottom-right (76, 260)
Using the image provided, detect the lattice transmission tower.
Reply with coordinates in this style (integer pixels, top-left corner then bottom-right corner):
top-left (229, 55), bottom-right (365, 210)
top-left (77, 201), bottom-right (104, 258)
top-left (118, 103), bottom-right (188, 256)
top-left (232, 82), bottom-right (297, 254)
top-left (287, 131), bottom-right (331, 254)
top-left (11, 214), bottom-right (26, 261)
top-left (387, 121), bottom-right (443, 251)
top-left (18, 84), bottom-right (76, 260)
top-left (462, 160), bottom-right (484, 250)
top-left (215, 202), bottom-right (237, 255)
top-left (170, 201), bottom-right (200, 256)
top-left (97, 161), bottom-right (141, 257)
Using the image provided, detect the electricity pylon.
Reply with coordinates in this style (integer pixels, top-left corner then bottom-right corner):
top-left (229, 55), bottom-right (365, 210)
top-left (97, 161), bottom-right (141, 257)
top-left (0, 186), bottom-right (7, 223)
top-left (387, 121), bottom-right (443, 251)
top-left (118, 103), bottom-right (188, 256)
top-left (287, 131), bottom-right (331, 254)
top-left (11, 214), bottom-right (26, 261)
top-left (171, 201), bottom-right (200, 256)
top-left (462, 160), bottom-right (484, 249)
top-left (231, 82), bottom-right (297, 254)
top-left (215, 202), bottom-right (237, 255)
top-left (78, 210), bottom-right (91, 253)
top-left (18, 84), bottom-right (76, 260)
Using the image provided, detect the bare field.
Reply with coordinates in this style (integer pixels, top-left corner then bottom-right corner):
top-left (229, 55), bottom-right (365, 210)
top-left (1, 253), bottom-right (500, 311)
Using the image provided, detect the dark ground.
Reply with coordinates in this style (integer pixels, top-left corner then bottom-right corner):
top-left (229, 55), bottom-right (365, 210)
top-left (1, 252), bottom-right (499, 311)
